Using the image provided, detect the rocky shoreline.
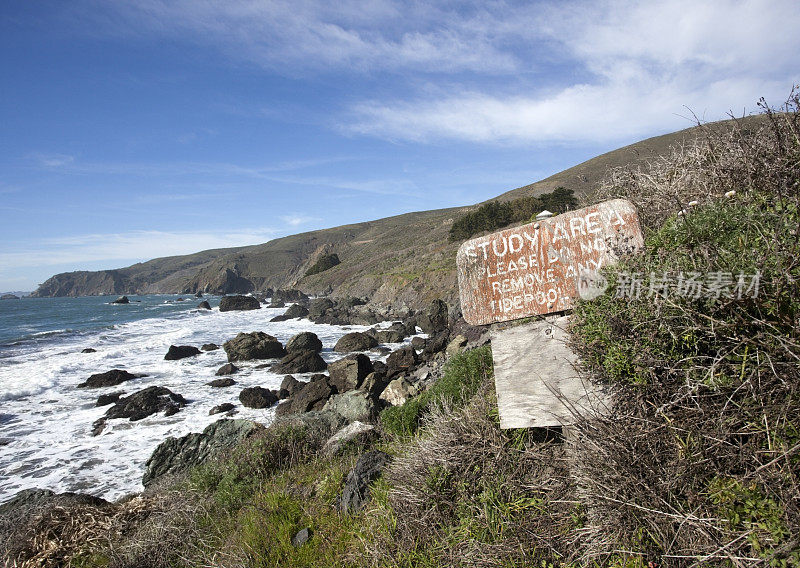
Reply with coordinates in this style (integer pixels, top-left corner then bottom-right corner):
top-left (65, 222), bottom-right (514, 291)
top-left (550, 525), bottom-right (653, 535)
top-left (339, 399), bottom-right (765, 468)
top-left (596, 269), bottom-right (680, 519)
top-left (0, 292), bottom-right (489, 555)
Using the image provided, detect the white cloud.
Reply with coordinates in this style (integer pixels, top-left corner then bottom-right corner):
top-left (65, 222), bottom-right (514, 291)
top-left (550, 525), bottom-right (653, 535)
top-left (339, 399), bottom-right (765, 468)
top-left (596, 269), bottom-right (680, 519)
top-left (72, 0), bottom-right (800, 145)
top-left (280, 214), bottom-right (320, 227)
top-left (84, 0), bottom-right (519, 74)
top-left (33, 153), bottom-right (75, 167)
top-left (1, 228), bottom-right (279, 269)
top-left (345, 0), bottom-right (800, 144)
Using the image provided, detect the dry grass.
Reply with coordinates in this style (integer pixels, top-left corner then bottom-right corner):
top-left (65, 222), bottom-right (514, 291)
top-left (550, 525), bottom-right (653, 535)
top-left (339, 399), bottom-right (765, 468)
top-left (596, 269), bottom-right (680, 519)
top-left (568, 88), bottom-right (800, 567)
top-left (1, 489), bottom-right (206, 568)
top-left (368, 380), bottom-right (581, 567)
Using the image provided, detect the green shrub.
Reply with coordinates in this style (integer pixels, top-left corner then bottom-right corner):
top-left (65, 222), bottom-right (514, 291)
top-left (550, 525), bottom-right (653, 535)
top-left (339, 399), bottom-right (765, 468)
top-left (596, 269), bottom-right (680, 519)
top-left (305, 253), bottom-right (340, 276)
top-left (448, 187), bottom-right (578, 242)
top-left (380, 345), bottom-right (493, 437)
top-left (568, 92), bottom-right (800, 564)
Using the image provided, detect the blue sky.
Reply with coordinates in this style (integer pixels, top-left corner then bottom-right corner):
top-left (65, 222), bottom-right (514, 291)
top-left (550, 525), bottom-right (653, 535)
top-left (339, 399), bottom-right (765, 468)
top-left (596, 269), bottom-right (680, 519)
top-left (1, 0), bottom-right (798, 292)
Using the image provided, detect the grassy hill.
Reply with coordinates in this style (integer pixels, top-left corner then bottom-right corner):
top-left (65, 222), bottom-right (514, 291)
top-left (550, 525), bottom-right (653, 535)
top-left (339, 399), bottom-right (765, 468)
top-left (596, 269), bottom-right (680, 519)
top-left (31, 114), bottom-right (770, 310)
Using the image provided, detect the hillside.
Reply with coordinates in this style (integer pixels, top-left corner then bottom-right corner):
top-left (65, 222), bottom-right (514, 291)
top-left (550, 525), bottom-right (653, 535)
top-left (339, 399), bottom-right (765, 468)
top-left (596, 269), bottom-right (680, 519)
top-left (31, 115), bottom-right (767, 309)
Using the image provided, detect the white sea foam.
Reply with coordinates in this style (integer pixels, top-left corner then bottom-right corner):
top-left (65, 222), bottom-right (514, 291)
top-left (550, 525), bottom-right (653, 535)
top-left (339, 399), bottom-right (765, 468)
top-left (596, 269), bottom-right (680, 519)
top-left (0, 305), bottom-right (412, 504)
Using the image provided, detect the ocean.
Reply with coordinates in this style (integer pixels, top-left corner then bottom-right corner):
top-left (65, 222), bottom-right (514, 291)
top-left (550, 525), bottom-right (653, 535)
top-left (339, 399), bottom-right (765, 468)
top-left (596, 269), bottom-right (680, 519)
top-left (0, 295), bottom-right (403, 504)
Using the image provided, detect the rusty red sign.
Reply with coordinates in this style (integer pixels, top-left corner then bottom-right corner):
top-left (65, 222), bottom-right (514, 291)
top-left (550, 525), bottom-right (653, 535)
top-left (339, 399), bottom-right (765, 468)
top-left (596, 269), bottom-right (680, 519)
top-left (456, 198), bottom-right (644, 325)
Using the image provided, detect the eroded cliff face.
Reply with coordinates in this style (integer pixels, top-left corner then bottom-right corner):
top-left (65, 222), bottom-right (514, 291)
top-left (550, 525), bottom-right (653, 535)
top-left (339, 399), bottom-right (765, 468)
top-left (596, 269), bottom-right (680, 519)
top-left (30, 271), bottom-right (129, 298)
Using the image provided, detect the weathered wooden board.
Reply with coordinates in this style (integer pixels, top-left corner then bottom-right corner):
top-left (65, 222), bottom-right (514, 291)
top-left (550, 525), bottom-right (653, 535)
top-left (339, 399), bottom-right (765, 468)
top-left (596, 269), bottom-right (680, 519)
top-left (456, 199), bottom-right (644, 325)
top-left (491, 316), bottom-right (609, 429)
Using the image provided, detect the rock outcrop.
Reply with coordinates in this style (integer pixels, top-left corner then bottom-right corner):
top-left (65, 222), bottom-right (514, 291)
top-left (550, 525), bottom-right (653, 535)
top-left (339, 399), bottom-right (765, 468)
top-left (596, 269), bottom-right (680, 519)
top-left (286, 332), bottom-right (323, 353)
top-left (92, 386), bottom-right (187, 435)
top-left (271, 350), bottom-right (327, 374)
top-left (334, 332), bottom-right (378, 352)
top-left (239, 387), bottom-right (279, 409)
top-left (328, 354), bottom-right (373, 393)
top-left (164, 345), bottom-right (201, 360)
top-left (77, 369), bottom-right (145, 388)
top-left (223, 332), bottom-right (286, 361)
top-left (218, 295), bottom-right (260, 312)
top-left (142, 419), bottom-right (262, 486)
top-left (337, 451), bottom-right (390, 513)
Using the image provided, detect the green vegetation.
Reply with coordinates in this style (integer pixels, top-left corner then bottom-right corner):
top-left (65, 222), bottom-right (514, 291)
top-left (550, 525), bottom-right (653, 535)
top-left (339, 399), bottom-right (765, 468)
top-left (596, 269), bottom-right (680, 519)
top-left (568, 93), bottom-right (800, 564)
top-left (380, 345), bottom-right (493, 437)
top-left (305, 253), bottom-right (341, 276)
top-left (448, 186), bottom-right (578, 242)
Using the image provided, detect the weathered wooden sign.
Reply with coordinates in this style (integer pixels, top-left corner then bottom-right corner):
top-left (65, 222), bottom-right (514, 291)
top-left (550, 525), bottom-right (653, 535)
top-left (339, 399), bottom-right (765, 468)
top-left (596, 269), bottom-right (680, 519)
top-left (491, 316), bottom-right (609, 429)
top-left (456, 198), bottom-right (644, 325)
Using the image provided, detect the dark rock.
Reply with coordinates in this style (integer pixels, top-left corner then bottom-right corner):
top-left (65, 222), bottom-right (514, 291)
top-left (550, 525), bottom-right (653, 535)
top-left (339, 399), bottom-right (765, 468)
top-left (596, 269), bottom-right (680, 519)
top-left (334, 332), bottom-right (378, 352)
top-left (271, 303), bottom-right (310, 322)
top-left (223, 331), bottom-right (286, 361)
top-left (449, 317), bottom-right (491, 348)
top-left (78, 369), bottom-right (145, 388)
top-left (201, 343), bottom-right (219, 351)
top-left (361, 372), bottom-right (390, 399)
top-left (81, 348), bottom-right (97, 353)
top-left (111, 296), bottom-right (129, 304)
top-left (375, 330), bottom-right (405, 344)
top-left (215, 363), bottom-right (239, 376)
top-left (280, 375), bottom-right (303, 399)
top-left (272, 289), bottom-right (309, 304)
top-left (292, 527), bottom-right (313, 547)
top-left (197, 300), bottom-right (211, 310)
top-left (239, 386), bottom-right (279, 409)
top-left (386, 346), bottom-right (418, 377)
top-left (0, 294), bottom-right (20, 300)
top-left (328, 354), bottom-right (373, 393)
top-left (209, 403), bottom-right (236, 416)
top-left (95, 392), bottom-right (123, 406)
top-left (268, 299), bottom-right (285, 308)
top-left (423, 331), bottom-right (449, 356)
top-left (142, 419), bottom-right (262, 485)
top-left (338, 451), bottom-right (390, 513)
top-left (308, 298), bottom-right (335, 319)
top-left (164, 345), bottom-right (202, 360)
top-left (272, 350), bottom-right (327, 374)
top-left (275, 377), bottom-right (337, 416)
top-left (218, 295), bottom-right (261, 312)
top-left (411, 336), bottom-right (426, 350)
top-left (417, 299), bottom-right (449, 335)
top-left (371, 361), bottom-right (388, 376)
top-left (286, 332), bottom-right (323, 353)
top-left (93, 386), bottom-right (187, 435)
top-left (195, 292), bottom-right (203, 298)
top-left (339, 296), bottom-right (367, 308)
top-left (206, 269), bottom-right (255, 295)
top-left (208, 377), bottom-right (237, 388)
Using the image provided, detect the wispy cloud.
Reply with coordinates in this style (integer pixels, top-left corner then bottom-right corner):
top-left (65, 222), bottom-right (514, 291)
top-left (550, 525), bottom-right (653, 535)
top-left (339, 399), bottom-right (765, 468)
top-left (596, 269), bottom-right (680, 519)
top-left (79, 0), bottom-right (521, 74)
top-left (280, 214), bottom-right (320, 227)
top-left (344, 0), bottom-right (800, 144)
top-left (32, 153), bottom-right (75, 167)
top-left (2, 228), bottom-right (279, 269)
